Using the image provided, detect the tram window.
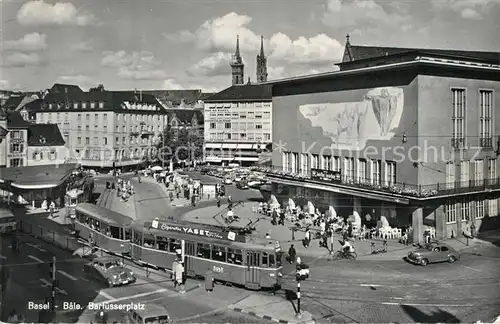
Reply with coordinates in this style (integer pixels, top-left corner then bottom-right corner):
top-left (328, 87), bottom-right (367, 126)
top-left (262, 252), bottom-right (269, 268)
top-left (211, 245), bottom-right (226, 262)
top-left (109, 226), bottom-right (120, 238)
top-left (93, 220), bottom-right (100, 231)
top-left (227, 249), bottom-right (242, 264)
top-left (124, 229), bottom-right (132, 240)
top-left (169, 239), bottom-right (181, 253)
top-left (276, 253), bottom-right (282, 267)
top-left (156, 236), bottom-right (168, 251)
top-left (144, 234), bottom-right (155, 248)
top-left (246, 252), bottom-right (260, 266)
top-left (132, 230), bottom-right (142, 245)
top-left (269, 254), bottom-right (275, 267)
top-left (185, 241), bottom-right (195, 256)
top-left (196, 243), bottom-right (211, 259)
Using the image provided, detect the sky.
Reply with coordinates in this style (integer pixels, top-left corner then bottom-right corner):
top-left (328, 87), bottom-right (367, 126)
top-left (1, 0), bottom-right (499, 93)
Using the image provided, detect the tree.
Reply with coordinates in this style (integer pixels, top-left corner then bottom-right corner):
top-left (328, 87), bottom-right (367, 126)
top-left (157, 126), bottom-right (203, 163)
top-left (90, 84), bottom-right (105, 92)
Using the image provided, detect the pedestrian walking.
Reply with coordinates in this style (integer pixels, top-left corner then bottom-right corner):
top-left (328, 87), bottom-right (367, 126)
top-left (205, 269), bottom-right (214, 292)
top-left (303, 228), bottom-right (311, 248)
top-left (217, 197), bottom-right (221, 208)
top-left (288, 244), bottom-right (296, 264)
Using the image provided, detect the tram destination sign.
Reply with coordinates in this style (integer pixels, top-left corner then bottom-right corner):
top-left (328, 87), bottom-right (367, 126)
top-left (150, 220), bottom-right (246, 243)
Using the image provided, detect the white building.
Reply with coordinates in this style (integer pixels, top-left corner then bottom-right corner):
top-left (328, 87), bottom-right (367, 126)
top-left (22, 83), bottom-right (168, 169)
top-left (203, 84), bottom-right (272, 166)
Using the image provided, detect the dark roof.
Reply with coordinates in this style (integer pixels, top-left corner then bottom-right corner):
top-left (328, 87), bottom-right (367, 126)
top-left (199, 93), bottom-right (216, 100)
top-left (168, 109), bottom-right (204, 125)
top-left (1, 96), bottom-right (24, 110)
top-left (205, 84), bottom-right (272, 102)
top-left (342, 45), bottom-right (500, 65)
top-left (25, 91), bottom-right (165, 113)
top-left (0, 163), bottom-right (79, 187)
top-left (27, 124), bottom-right (65, 147)
top-left (141, 90), bottom-right (214, 107)
top-left (7, 111), bottom-right (31, 128)
top-left (49, 83), bottom-right (84, 94)
top-left (0, 126), bottom-right (8, 137)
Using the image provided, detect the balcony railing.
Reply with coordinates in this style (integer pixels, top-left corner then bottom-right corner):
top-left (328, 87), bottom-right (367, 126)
top-left (253, 166), bottom-right (500, 199)
top-left (480, 137), bottom-right (493, 148)
top-left (451, 137), bottom-right (465, 149)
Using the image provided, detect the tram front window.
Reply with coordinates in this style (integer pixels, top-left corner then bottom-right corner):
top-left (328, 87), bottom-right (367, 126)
top-left (276, 252), bottom-right (282, 267)
top-left (144, 235), bottom-right (155, 248)
top-left (168, 239), bottom-right (180, 253)
top-left (156, 236), bottom-right (168, 251)
top-left (109, 226), bottom-right (120, 239)
top-left (227, 249), bottom-right (242, 265)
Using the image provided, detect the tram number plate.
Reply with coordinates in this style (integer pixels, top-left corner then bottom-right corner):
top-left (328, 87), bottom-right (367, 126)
top-left (213, 266), bottom-right (224, 273)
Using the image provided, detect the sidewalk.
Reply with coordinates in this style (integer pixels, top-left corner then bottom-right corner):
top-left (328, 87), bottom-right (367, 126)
top-left (102, 188), bottom-right (137, 219)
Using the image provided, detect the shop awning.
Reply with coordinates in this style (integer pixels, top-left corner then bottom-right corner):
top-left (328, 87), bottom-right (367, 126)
top-left (237, 144), bottom-right (254, 150)
top-left (222, 143), bottom-right (238, 149)
top-left (205, 156), bottom-right (222, 163)
top-left (205, 143), bottom-right (222, 149)
top-left (234, 156), bottom-right (259, 162)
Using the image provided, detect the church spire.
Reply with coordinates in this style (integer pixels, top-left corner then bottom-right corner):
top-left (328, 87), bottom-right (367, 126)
top-left (342, 33), bottom-right (354, 63)
top-left (230, 35), bottom-right (244, 85)
top-left (256, 35), bottom-right (268, 83)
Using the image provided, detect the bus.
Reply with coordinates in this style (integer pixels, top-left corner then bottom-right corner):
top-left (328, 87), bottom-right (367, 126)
top-left (0, 208), bottom-right (16, 234)
top-left (74, 204), bottom-right (283, 290)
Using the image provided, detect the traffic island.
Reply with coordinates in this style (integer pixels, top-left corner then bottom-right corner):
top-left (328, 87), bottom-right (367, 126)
top-left (229, 294), bottom-right (315, 324)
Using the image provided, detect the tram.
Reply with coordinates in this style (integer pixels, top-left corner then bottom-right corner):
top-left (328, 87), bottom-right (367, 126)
top-left (74, 203), bottom-right (283, 290)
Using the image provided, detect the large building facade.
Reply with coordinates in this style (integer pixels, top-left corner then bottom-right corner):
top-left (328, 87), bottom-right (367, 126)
top-left (264, 38), bottom-right (500, 242)
top-left (204, 84), bottom-right (272, 165)
top-left (22, 84), bottom-right (168, 169)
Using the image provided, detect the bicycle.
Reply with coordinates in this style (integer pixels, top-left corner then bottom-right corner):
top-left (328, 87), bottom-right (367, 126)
top-left (331, 250), bottom-right (357, 261)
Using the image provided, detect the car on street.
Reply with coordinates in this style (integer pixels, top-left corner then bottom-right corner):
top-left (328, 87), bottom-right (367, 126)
top-left (405, 243), bottom-right (459, 266)
top-left (236, 179), bottom-right (249, 189)
top-left (223, 177), bottom-right (233, 185)
top-left (83, 256), bottom-right (136, 287)
top-left (128, 304), bottom-right (171, 323)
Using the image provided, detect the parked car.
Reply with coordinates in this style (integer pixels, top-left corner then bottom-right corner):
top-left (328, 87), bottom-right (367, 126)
top-left (128, 304), bottom-right (171, 324)
top-left (200, 168), bottom-right (210, 175)
top-left (223, 177), bottom-right (233, 185)
top-left (83, 256), bottom-right (136, 287)
top-left (236, 179), bottom-right (249, 189)
top-left (405, 244), bottom-right (459, 266)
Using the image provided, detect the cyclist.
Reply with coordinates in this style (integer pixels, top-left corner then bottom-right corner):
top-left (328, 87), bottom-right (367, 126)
top-left (341, 240), bottom-right (355, 257)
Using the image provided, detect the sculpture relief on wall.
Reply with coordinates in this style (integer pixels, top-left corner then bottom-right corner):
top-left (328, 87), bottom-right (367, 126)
top-left (299, 87), bottom-right (404, 150)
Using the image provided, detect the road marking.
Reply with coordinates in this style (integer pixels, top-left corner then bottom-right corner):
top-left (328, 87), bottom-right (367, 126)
top-left (58, 270), bottom-right (77, 281)
top-left (40, 278), bottom-right (68, 295)
top-left (79, 276), bottom-right (89, 282)
top-left (360, 284), bottom-right (383, 287)
top-left (28, 255), bottom-right (44, 263)
top-left (461, 265), bottom-right (482, 272)
top-left (100, 289), bottom-right (167, 304)
top-left (381, 302), bottom-right (473, 307)
top-left (26, 243), bottom-right (47, 252)
top-left (98, 291), bottom-right (114, 300)
top-left (0, 254), bottom-right (6, 259)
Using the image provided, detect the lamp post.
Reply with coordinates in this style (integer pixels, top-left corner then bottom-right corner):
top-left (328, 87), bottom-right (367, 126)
top-left (162, 115), bottom-right (165, 169)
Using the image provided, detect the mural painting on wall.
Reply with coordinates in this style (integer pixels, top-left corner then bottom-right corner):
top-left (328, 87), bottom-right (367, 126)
top-left (299, 87), bottom-right (404, 150)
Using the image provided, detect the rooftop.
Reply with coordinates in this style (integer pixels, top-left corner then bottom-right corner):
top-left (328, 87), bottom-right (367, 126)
top-left (7, 111), bottom-right (31, 128)
top-left (27, 124), bottom-right (65, 147)
top-left (48, 83), bottom-right (84, 94)
top-left (168, 109), bottom-right (204, 125)
top-left (140, 90), bottom-right (211, 107)
top-left (0, 163), bottom-right (79, 189)
top-left (204, 84), bottom-right (272, 102)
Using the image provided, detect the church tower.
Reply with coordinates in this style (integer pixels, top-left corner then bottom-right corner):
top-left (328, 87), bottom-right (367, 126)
top-left (230, 35), bottom-right (244, 85)
top-left (256, 36), bottom-right (268, 83)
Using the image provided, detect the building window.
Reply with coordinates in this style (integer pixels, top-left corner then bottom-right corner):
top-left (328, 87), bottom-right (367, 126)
top-left (461, 198), bottom-right (470, 221)
top-left (300, 153), bottom-right (310, 176)
top-left (451, 88), bottom-right (466, 149)
top-left (311, 154), bottom-right (319, 169)
top-left (103, 125), bottom-right (107, 133)
top-left (357, 159), bottom-right (366, 183)
top-left (77, 126), bottom-right (81, 132)
top-left (210, 122), bottom-right (216, 129)
top-left (385, 161), bottom-right (396, 186)
top-left (332, 156), bottom-right (340, 172)
top-left (224, 122), bottom-right (231, 129)
top-left (476, 200), bottom-right (484, 219)
top-left (460, 160), bottom-right (470, 188)
top-left (240, 133), bottom-right (246, 139)
top-left (93, 137), bottom-right (98, 145)
top-left (263, 133), bottom-right (271, 141)
top-left (488, 198), bottom-right (498, 217)
top-left (371, 160), bottom-right (381, 185)
top-left (122, 137), bottom-right (126, 144)
top-left (344, 157), bottom-right (354, 182)
top-left (99, 102), bottom-right (104, 109)
top-left (292, 153), bottom-right (299, 173)
top-left (9, 143), bottom-right (24, 153)
top-left (445, 162), bottom-right (455, 189)
top-left (73, 103), bottom-right (78, 109)
top-left (85, 137), bottom-right (90, 145)
top-left (472, 160), bottom-right (484, 187)
top-left (239, 113), bottom-right (246, 119)
top-left (487, 158), bottom-right (497, 181)
top-left (445, 201), bottom-right (457, 224)
top-left (256, 124), bottom-right (262, 129)
top-left (90, 102), bottom-right (96, 109)
top-left (77, 137), bottom-right (82, 145)
top-left (282, 152), bottom-right (290, 172)
top-left (10, 158), bottom-right (23, 167)
top-left (77, 113), bottom-right (81, 121)
top-left (85, 125), bottom-right (90, 131)
top-left (321, 155), bottom-right (331, 170)
top-left (479, 90), bottom-right (493, 147)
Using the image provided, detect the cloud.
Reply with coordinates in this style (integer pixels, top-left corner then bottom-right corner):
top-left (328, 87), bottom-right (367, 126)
top-left (17, 0), bottom-right (95, 26)
top-left (4, 33), bottom-right (47, 52)
top-left (101, 51), bottom-right (167, 80)
top-left (57, 75), bottom-right (96, 89)
top-left (2, 53), bottom-right (44, 67)
top-left (0, 80), bottom-right (10, 89)
top-left (71, 41), bottom-right (94, 52)
top-left (269, 33), bottom-right (344, 65)
top-left (187, 52), bottom-right (232, 77)
top-left (322, 0), bottom-right (408, 29)
top-left (431, 0), bottom-right (494, 19)
top-left (165, 12), bottom-right (261, 53)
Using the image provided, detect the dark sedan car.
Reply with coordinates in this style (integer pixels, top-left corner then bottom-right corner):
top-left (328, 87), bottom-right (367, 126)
top-left (83, 256), bottom-right (136, 287)
top-left (405, 244), bottom-right (459, 266)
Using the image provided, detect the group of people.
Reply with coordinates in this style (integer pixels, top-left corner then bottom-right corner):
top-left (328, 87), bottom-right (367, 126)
top-left (114, 178), bottom-right (134, 202)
